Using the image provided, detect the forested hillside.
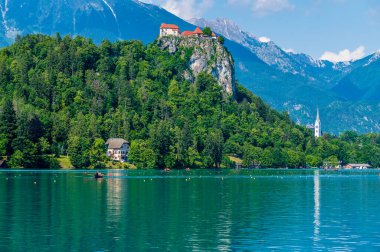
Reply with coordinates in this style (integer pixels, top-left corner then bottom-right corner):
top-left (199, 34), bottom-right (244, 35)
top-left (0, 35), bottom-right (379, 169)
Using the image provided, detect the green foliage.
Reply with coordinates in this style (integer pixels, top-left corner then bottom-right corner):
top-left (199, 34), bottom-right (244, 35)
top-left (217, 36), bottom-right (225, 44)
top-left (0, 98), bottom-right (16, 155)
top-left (67, 136), bottom-right (90, 168)
top-left (89, 138), bottom-right (107, 169)
top-left (0, 34), bottom-right (378, 169)
top-left (8, 150), bottom-right (24, 168)
top-left (129, 140), bottom-right (156, 169)
top-left (203, 27), bottom-right (212, 37)
top-left (204, 129), bottom-right (224, 168)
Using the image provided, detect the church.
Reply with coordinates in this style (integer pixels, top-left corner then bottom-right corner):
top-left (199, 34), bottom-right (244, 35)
top-left (314, 107), bottom-right (322, 138)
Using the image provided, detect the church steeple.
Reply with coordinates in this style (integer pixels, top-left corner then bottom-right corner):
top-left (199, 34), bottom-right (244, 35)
top-left (314, 107), bottom-right (321, 138)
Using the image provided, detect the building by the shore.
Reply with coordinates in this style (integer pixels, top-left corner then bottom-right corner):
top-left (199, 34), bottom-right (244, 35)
top-left (105, 138), bottom-right (130, 162)
top-left (345, 163), bottom-right (371, 169)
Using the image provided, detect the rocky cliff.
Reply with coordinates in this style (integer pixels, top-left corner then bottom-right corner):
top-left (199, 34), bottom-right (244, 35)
top-left (157, 36), bottom-right (236, 96)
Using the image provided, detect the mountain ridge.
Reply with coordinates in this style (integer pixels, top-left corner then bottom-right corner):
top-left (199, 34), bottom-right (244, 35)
top-left (189, 17), bottom-right (380, 134)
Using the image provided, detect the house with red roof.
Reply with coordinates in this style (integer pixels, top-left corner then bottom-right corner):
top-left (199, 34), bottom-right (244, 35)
top-left (160, 23), bottom-right (180, 37)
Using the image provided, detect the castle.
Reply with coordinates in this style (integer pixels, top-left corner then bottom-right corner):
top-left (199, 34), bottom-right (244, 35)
top-left (160, 23), bottom-right (217, 39)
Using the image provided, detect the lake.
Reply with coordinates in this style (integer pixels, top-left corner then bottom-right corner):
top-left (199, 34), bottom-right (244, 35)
top-left (1, 169), bottom-right (380, 251)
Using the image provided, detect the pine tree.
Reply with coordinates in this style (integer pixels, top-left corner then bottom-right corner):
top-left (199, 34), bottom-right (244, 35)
top-left (0, 98), bottom-right (17, 155)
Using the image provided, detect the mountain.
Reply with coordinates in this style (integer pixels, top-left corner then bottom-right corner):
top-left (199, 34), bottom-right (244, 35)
top-left (190, 18), bottom-right (380, 134)
top-left (0, 0), bottom-right (196, 46)
top-left (0, 0), bottom-right (379, 134)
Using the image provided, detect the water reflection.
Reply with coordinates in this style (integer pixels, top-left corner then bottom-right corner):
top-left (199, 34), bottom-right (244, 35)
top-left (314, 170), bottom-right (320, 243)
top-left (1, 170), bottom-right (380, 251)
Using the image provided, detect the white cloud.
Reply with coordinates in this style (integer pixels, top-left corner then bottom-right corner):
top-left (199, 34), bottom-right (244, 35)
top-left (320, 46), bottom-right (366, 63)
top-left (140, 0), bottom-right (214, 20)
top-left (258, 36), bottom-right (271, 43)
top-left (228, 0), bottom-right (294, 16)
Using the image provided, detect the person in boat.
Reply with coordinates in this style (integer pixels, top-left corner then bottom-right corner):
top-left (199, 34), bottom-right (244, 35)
top-left (185, 167), bottom-right (191, 171)
top-left (95, 171), bottom-right (103, 178)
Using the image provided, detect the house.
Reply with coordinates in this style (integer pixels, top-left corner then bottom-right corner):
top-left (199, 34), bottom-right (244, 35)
top-left (345, 163), bottom-right (372, 169)
top-left (105, 138), bottom-right (130, 162)
top-left (160, 23), bottom-right (180, 37)
top-left (212, 32), bottom-right (217, 39)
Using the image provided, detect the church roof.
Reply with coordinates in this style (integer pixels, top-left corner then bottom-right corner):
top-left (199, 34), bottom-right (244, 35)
top-left (316, 107), bottom-right (320, 120)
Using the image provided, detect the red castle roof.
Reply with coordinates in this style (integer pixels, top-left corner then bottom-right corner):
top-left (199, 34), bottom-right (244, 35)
top-left (182, 31), bottom-right (194, 36)
top-left (193, 27), bottom-right (203, 34)
top-left (212, 32), bottom-right (216, 37)
top-left (160, 23), bottom-right (179, 30)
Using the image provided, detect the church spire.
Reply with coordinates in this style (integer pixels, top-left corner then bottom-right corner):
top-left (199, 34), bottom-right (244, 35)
top-left (316, 106), bottom-right (320, 121)
top-left (314, 107), bottom-right (321, 138)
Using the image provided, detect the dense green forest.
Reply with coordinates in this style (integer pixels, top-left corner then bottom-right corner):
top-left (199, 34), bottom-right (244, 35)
top-left (0, 34), bottom-right (379, 169)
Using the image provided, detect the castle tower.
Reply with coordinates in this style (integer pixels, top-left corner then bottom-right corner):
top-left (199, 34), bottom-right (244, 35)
top-left (314, 107), bottom-right (321, 138)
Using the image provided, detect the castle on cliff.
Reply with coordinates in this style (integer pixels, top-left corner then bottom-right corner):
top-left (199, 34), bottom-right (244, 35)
top-left (159, 23), bottom-right (217, 39)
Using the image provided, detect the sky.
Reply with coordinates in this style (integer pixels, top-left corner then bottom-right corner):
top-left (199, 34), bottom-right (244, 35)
top-left (140, 0), bottom-right (380, 62)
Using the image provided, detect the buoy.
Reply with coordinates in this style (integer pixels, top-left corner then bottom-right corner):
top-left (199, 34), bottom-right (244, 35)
top-left (34, 182), bottom-right (37, 184)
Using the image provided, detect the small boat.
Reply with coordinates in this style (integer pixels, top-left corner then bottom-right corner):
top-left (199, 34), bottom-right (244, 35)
top-left (94, 172), bottom-right (104, 179)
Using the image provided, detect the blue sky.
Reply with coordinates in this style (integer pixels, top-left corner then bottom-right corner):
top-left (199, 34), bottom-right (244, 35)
top-left (141, 0), bottom-right (380, 62)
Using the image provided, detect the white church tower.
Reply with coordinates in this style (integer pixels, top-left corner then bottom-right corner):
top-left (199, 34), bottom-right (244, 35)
top-left (314, 107), bottom-right (321, 138)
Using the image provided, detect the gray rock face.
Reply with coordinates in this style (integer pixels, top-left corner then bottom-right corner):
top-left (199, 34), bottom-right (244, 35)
top-left (157, 36), bottom-right (236, 96)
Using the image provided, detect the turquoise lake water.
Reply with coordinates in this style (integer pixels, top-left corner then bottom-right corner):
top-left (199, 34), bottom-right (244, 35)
top-left (0, 169), bottom-right (380, 251)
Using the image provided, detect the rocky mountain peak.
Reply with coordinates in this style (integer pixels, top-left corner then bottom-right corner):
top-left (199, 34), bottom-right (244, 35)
top-left (157, 36), bottom-right (236, 96)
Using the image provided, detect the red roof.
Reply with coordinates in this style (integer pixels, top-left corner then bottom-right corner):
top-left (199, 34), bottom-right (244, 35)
top-left (212, 32), bottom-right (216, 37)
top-left (193, 27), bottom-right (203, 34)
top-left (182, 31), bottom-right (194, 36)
top-left (160, 23), bottom-right (179, 30)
